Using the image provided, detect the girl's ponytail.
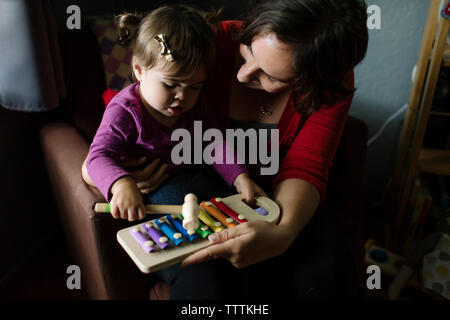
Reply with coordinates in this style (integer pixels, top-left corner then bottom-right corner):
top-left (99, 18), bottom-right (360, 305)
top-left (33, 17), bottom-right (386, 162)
top-left (115, 13), bottom-right (142, 46)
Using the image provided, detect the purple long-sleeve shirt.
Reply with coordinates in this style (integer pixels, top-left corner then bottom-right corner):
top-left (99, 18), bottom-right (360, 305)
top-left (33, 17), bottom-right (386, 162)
top-left (86, 83), bottom-right (247, 201)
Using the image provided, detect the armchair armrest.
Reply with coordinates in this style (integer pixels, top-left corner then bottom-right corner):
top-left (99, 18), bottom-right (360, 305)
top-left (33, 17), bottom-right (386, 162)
top-left (40, 121), bottom-right (102, 215)
top-left (40, 121), bottom-right (150, 299)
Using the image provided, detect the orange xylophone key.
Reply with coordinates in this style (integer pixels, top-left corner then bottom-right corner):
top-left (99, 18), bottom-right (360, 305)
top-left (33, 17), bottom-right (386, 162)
top-left (200, 201), bottom-right (237, 228)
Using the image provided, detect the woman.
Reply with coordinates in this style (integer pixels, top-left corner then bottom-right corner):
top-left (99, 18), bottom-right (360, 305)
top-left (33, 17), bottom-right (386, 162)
top-left (83, 0), bottom-right (368, 299)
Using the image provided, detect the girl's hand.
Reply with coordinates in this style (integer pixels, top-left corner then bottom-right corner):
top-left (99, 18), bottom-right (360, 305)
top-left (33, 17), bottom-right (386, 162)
top-left (180, 220), bottom-right (296, 269)
top-left (110, 176), bottom-right (146, 221)
top-left (233, 172), bottom-right (267, 204)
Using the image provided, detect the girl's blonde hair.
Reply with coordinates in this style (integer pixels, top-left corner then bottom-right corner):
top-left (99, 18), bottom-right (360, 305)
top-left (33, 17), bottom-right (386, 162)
top-left (116, 5), bottom-right (221, 79)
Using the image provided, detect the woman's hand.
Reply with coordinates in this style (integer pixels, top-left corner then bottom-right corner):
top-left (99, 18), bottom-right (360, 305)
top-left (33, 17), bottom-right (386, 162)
top-left (82, 152), bottom-right (169, 193)
top-left (180, 220), bottom-right (296, 269)
top-left (110, 176), bottom-right (146, 221)
top-left (233, 172), bottom-right (267, 204)
top-left (126, 157), bottom-right (169, 194)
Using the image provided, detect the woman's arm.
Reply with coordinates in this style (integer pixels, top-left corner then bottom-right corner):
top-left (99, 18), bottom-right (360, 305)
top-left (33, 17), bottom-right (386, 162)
top-left (272, 178), bottom-right (320, 244)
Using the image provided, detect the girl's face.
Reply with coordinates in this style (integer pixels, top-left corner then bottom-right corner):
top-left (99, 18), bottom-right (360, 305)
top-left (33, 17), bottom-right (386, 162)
top-left (133, 60), bottom-right (206, 118)
top-left (237, 32), bottom-right (296, 93)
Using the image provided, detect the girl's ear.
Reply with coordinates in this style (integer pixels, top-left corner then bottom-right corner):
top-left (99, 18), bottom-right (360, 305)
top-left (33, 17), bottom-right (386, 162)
top-left (133, 63), bottom-right (144, 81)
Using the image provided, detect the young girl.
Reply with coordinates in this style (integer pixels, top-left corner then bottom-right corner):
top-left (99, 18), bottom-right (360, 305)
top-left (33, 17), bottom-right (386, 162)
top-left (85, 5), bottom-right (265, 222)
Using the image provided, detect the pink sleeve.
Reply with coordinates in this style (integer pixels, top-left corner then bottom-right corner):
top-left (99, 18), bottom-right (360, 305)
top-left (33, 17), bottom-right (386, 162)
top-left (86, 103), bottom-right (137, 201)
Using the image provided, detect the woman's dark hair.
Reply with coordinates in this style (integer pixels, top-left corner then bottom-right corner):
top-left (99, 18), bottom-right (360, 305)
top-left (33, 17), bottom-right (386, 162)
top-left (238, 0), bottom-right (368, 114)
top-left (116, 5), bottom-right (221, 78)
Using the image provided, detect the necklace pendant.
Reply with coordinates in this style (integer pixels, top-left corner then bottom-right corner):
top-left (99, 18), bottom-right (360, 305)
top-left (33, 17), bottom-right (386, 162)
top-left (259, 106), bottom-right (272, 116)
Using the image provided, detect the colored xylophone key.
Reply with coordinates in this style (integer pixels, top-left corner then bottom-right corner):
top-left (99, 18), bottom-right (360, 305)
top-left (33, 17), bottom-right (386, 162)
top-left (180, 214), bottom-right (212, 238)
top-left (210, 197), bottom-right (248, 223)
top-left (130, 227), bottom-right (156, 253)
top-left (198, 208), bottom-right (224, 233)
top-left (166, 214), bottom-right (198, 242)
top-left (154, 217), bottom-right (185, 246)
top-left (142, 221), bottom-right (170, 250)
top-left (200, 201), bottom-right (236, 228)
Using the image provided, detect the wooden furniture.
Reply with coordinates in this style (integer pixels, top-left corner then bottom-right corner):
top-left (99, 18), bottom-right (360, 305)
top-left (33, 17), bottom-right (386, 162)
top-left (389, 0), bottom-right (450, 250)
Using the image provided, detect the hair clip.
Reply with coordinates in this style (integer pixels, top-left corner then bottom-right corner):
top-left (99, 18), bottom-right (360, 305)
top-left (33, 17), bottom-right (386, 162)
top-left (154, 34), bottom-right (174, 62)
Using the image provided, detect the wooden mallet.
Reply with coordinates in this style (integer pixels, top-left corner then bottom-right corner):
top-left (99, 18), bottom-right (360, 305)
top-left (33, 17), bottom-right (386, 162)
top-left (93, 193), bottom-right (201, 234)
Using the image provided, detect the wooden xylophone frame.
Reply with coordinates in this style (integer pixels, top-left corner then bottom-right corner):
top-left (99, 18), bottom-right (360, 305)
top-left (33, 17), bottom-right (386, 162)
top-left (116, 194), bottom-right (280, 273)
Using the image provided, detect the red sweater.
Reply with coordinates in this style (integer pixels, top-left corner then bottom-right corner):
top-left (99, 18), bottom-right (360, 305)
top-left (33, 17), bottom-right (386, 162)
top-left (205, 21), bottom-right (354, 201)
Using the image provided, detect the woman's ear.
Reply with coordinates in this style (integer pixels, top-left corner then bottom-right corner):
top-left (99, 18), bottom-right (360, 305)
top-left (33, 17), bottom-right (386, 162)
top-left (133, 63), bottom-right (144, 81)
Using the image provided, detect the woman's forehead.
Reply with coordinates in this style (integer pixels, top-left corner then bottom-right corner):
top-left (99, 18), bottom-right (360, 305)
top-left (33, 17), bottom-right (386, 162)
top-left (251, 33), bottom-right (295, 81)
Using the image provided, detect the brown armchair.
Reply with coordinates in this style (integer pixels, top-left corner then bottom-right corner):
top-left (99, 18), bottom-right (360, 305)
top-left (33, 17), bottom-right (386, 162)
top-left (40, 27), bottom-right (368, 300)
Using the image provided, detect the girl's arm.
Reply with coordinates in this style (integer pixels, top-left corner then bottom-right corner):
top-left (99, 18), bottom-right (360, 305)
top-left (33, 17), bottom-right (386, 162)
top-left (81, 153), bottom-right (95, 186)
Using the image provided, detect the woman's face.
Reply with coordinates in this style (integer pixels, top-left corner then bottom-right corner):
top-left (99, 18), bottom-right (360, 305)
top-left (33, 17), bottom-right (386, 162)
top-left (237, 32), bottom-right (296, 93)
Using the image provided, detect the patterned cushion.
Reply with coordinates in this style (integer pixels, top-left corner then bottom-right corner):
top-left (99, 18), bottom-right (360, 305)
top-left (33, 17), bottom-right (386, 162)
top-left (89, 18), bottom-right (134, 91)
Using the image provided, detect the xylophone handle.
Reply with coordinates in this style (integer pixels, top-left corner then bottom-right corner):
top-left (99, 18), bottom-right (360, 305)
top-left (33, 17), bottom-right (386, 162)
top-left (94, 203), bottom-right (183, 214)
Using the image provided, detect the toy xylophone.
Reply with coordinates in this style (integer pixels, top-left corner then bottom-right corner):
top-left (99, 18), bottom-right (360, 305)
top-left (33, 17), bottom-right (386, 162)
top-left (94, 194), bottom-right (280, 273)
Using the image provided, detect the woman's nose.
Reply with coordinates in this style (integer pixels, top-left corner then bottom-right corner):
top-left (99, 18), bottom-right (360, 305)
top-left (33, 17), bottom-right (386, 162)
top-left (237, 59), bottom-right (258, 84)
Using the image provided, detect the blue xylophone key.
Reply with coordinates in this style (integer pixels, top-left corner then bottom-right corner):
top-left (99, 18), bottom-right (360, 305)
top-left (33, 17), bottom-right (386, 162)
top-left (154, 216), bottom-right (185, 246)
top-left (167, 214), bottom-right (198, 242)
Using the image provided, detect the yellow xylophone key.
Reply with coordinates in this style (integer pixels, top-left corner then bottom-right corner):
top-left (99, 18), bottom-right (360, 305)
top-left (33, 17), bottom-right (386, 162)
top-left (198, 208), bottom-right (224, 233)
